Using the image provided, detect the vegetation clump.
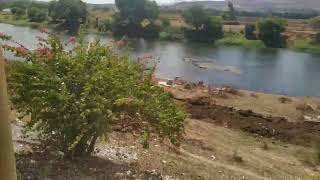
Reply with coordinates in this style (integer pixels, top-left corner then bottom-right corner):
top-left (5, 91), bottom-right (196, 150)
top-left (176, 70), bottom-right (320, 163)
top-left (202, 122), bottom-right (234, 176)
top-left (216, 33), bottom-right (264, 48)
top-left (183, 6), bottom-right (223, 43)
top-left (310, 16), bottom-right (320, 29)
top-left (27, 7), bottom-right (47, 22)
top-left (112, 0), bottom-right (160, 39)
top-left (244, 23), bottom-right (256, 40)
top-left (1, 32), bottom-right (186, 158)
top-left (257, 16), bottom-right (287, 48)
top-left (48, 0), bottom-right (87, 33)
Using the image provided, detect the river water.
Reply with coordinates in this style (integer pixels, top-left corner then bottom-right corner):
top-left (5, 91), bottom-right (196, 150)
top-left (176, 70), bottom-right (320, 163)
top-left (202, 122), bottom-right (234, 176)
top-left (1, 23), bottom-right (320, 96)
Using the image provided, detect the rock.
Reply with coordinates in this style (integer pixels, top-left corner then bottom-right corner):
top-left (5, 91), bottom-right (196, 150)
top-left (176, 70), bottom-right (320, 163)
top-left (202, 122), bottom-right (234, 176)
top-left (304, 115), bottom-right (313, 121)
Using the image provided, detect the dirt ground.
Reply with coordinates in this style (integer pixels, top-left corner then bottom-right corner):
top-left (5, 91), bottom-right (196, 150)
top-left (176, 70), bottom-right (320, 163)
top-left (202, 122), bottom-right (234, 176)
top-left (13, 83), bottom-right (320, 180)
top-left (169, 84), bottom-right (320, 122)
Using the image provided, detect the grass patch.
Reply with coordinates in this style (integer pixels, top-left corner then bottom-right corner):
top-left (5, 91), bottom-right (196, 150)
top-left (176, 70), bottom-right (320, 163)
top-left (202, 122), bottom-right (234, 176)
top-left (290, 39), bottom-right (320, 54)
top-left (0, 14), bottom-right (30, 26)
top-left (215, 33), bottom-right (265, 48)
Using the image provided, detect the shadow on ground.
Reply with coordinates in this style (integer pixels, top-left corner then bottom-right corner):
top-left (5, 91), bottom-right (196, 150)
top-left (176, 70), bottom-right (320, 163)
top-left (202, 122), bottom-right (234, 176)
top-left (16, 149), bottom-right (134, 180)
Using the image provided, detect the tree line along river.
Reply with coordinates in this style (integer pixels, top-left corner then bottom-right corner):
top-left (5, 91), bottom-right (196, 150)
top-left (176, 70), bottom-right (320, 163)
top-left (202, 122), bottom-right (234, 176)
top-left (1, 23), bottom-right (320, 96)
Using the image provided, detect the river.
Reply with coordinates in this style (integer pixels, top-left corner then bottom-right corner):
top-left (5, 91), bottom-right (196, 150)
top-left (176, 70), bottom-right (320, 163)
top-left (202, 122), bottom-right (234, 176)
top-left (1, 23), bottom-right (320, 96)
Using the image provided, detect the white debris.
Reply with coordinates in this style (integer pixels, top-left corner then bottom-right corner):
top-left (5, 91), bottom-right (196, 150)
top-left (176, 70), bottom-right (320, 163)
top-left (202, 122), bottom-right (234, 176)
top-left (158, 81), bottom-right (170, 87)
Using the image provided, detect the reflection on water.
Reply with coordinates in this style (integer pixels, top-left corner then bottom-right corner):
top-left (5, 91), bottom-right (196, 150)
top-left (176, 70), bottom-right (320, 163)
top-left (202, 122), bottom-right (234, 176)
top-left (1, 23), bottom-right (320, 96)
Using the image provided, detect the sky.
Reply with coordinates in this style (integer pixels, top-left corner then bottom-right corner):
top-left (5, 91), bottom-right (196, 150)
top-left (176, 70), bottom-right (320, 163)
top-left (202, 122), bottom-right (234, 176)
top-left (37, 0), bottom-right (225, 5)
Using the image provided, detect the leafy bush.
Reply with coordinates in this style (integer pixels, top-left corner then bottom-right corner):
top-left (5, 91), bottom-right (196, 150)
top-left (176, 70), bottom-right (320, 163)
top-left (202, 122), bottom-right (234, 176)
top-left (314, 33), bottom-right (320, 44)
top-left (27, 7), bottom-right (47, 22)
top-left (183, 6), bottom-right (223, 43)
top-left (48, 0), bottom-right (87, 33)
top-left (113, 0), bottom-right (160, 38)
top-left (11, 7), bottom-right (25, 17)
top-left (161, 17), bottom-right (171, 28)
top-left (257, 16), bottom-right (287, 48)
top-left (244, 23), bottom-right (256, 40)
top-left (143, 23), bottom-right (161, 39)
top-left (160, 26), bottom-right (184, 41)
top-left (1, 32), bottom-right (186, 158)
top-left (98, 19), bottom-right (112, 32)
top-left (221, 2), bottom-right (237, 21)
top-left (290, 39), bottom-right (320, 54)
top-left (216, 34), bottom-right (264, 48)
top-left (310, 16), bottom-right (320, 29)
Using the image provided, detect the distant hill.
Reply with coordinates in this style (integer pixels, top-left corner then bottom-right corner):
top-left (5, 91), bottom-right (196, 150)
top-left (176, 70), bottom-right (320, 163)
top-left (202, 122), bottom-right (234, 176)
top-left (166, 1), bottom-right (228, 11)
top-left (166, 0), bottom-right (320, 12)
top-left (231, 0), bottom-right (320, 12)
top-left (0, 0), bottom-right (10, 3)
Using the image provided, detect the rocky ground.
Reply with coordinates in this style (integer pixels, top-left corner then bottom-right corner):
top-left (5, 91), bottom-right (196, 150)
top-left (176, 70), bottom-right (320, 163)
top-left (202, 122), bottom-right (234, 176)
top-left (12, 82), bottom-right (320, 180)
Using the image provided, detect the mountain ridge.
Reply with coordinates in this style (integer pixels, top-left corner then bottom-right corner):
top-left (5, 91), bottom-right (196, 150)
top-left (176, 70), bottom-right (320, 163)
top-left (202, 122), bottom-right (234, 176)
top-left (167, 0), bottom-right (320, 12)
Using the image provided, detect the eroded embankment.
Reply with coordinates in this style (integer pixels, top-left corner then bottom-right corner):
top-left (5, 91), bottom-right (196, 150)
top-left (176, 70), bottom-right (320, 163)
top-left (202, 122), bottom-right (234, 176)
top-left (183, 96), bottom-right (320, 147)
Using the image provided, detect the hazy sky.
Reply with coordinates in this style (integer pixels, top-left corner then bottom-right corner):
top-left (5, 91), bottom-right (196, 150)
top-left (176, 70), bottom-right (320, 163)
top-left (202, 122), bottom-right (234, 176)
top-left (37, 0), bottom-right (225, 5)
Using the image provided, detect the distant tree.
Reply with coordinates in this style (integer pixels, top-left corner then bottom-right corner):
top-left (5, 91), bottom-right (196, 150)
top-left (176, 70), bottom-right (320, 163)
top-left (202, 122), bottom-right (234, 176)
top-left (48, 0), bottom-right (87, 33)
top-left (227, 1), bottom-right (236, 20)
top-left (161, 17), bottom-right (171, 28)
top-left (222, 1), bottom-right (237, 21)
top-left (314, 33), bottom-right (320, 44)
top-left (244, 23), bottom-right (256, 40)
top-left (27, 7), bottom-right (47, 22)
top-left (113, 0), bottom-right (160, 38)
top-left (11, 7), bottom-right (25, 17)
top-left (310, 16), bottom-right (320, 29)
top-left (257, 16), bottom-right (287, 48)
top-left (48, 0), bottom-right (58, 21)
top-left (183, 6), bottom-right (223, 42)
top-left (98, 19), bottom-right (112, 32)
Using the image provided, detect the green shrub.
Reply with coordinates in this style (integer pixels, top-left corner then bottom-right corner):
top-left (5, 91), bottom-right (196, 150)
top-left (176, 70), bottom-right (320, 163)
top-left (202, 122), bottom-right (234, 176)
top-left (314, 33), bottom-right (320, 44)
top-left (11, 7), bottom-right (25, 17)
top-left (290, 39), bottom-right (320, 54)
top-left (216, 34), bottom-right (265, 48)
top-left (98, 19), bottom-right (112, 32)
top-left (310, 16), bottom-right (320, 29)
top-left (244, 23), bottom-right (256, 40)
top-left (183, 7), bottom-right (223, 43)
top-left (160, 26), bottom-right (184, 41)
top-left (112, 0), bottom-right (159, 38)
top-left (143, 23), bottom-right (161, 39)
top-left (27, 7), bottom-right (47, 22)
top-left (257, 16), bottom-right (287, 48)
top-left (161, 17), bottom-right (171, 28)
top-left (2, 32), bottom-right (186, 158)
